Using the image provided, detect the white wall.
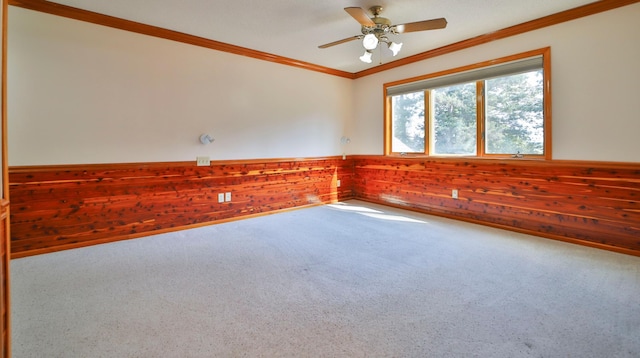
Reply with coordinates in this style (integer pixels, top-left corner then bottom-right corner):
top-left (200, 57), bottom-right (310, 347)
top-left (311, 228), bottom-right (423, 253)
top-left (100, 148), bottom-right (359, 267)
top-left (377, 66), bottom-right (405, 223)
top-left (351, 3), bottom-right (640, 162)
top-left (8, 4), bottom-right (640, 165)
top-left (8, 8), bottom-right (353, 165)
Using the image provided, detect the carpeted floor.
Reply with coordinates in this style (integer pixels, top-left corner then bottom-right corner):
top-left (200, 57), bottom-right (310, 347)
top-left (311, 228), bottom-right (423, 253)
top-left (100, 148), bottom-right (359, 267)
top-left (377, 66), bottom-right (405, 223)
top-left (10, 200), bottom-right (640, 357)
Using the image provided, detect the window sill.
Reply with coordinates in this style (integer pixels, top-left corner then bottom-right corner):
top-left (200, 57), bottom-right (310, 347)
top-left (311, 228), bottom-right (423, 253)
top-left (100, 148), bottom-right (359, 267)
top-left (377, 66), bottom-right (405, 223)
top-left (386, 153), bottom-right (549, 161)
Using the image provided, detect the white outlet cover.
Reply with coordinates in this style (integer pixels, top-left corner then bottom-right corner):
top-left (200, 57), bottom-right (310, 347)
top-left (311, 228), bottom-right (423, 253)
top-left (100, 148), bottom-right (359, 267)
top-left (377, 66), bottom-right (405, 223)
top-left (225, 192), bottom-right (231, 202)
top-left (218, 193), bottom-right (225, 203)
top-left (196, 156), bottom-right (210, 166)
top-left (337, 180), bottom-right (341, 187)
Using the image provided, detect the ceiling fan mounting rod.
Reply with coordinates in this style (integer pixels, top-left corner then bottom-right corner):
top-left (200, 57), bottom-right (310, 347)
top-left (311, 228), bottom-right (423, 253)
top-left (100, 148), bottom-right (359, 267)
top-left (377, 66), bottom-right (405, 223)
top-left (361, 5), bottom-right (394, 37)
top-left (370, 6), bottom-right (383, 17)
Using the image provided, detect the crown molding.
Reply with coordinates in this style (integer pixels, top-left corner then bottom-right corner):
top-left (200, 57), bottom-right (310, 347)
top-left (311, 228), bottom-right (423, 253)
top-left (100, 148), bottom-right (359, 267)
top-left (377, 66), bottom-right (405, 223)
top-left (355, 0), bottom-right (640, 78)
top-left (7, 0), bottom-right (356, 79)
top-left (8, 0), bottom-right (640, 79)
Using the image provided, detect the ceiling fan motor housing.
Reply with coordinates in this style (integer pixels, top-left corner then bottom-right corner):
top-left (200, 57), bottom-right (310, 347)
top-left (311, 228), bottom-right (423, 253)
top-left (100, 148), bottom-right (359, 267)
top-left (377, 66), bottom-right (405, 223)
top-left (361, 17), bottom-right (393, 38)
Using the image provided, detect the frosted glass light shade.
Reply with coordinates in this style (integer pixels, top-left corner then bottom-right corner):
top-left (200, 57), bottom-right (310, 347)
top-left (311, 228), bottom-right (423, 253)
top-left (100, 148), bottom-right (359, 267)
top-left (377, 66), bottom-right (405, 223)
top-left (388, 41), bottom-right (403, 56)
top-left (359, 51), bottom-right (373, 63)
top-left (362, 34), bottom-right (379, 50)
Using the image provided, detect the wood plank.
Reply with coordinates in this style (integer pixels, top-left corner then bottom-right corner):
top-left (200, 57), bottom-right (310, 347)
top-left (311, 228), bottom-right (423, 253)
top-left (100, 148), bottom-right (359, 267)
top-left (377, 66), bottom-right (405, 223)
top-left (10, 155), bottom-right (640, 257)
top-left (9, 157), bottom-right (354, 256)
top-left (353, 156), bottom-right (640, 254)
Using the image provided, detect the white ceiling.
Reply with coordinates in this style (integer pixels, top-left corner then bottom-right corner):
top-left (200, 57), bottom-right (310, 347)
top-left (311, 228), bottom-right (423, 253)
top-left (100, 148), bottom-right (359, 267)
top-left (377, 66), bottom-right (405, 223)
top-left (47, 0), bottom-right (597, 73)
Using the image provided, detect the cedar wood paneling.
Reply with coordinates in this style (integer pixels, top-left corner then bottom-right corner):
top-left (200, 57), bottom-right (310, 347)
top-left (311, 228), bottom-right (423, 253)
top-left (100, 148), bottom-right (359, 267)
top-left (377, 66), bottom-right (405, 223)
top-left (8, 156), bottom-right (640, 257)
top-left (353, 156), bottom-right (640, 255)
top-left (9, 158), bottom-right (354, 257)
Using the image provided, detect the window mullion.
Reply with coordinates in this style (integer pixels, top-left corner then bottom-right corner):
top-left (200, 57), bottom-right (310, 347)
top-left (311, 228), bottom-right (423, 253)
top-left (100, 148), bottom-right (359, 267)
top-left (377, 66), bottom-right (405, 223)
top-left (384, 96), bottom-right (392, 155)
top-left (424, 90), bottom-right (430, 155)
top-left (476, 81), bottom-right (485, 157)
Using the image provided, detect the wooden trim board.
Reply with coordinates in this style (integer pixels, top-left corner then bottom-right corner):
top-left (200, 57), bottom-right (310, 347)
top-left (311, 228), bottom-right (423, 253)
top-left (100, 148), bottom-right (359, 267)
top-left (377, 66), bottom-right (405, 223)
top-left (8, 0), bottom-right (639, 78)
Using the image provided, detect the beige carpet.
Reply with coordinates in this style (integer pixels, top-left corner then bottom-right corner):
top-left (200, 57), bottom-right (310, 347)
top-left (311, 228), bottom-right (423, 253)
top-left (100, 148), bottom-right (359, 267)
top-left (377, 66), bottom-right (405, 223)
top-left (11, 200), bottom-right (640, 357)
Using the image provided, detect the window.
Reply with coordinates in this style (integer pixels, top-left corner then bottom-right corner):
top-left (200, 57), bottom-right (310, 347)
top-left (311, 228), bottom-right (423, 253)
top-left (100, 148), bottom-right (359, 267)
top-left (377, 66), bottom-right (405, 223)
top-left (431, 82), bottom-right (477, 155)
top-left (384, 48), bottom-right (551, 159)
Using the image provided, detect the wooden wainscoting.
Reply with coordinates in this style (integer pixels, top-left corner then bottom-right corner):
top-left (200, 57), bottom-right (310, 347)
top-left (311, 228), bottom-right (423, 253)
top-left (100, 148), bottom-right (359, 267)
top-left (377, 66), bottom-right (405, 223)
top-left (9, 157), bottom-right (354, 257)
top-left (9, 155), bottom-right (640, 257)
top-left (0, 200), bottom-right (9, 358)
top-left (353, 156), bottom-right (640, 256)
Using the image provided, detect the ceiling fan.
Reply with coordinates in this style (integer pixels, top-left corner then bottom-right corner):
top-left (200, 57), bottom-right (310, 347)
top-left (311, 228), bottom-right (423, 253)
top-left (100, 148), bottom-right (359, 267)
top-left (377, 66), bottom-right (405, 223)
top-left (319, 6), bottom-right (447, 63)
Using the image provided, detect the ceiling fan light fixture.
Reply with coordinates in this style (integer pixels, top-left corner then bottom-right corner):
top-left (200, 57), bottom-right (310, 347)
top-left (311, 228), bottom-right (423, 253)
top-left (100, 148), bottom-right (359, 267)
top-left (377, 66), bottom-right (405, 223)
top-left (388, 41), bottom-right (403, 56)
top-left (362, 34), bottom-right (379, 50)
top-left (359, 50), bottom-right (373, 63)
top-left (319, 6), bottom-right (447, 66)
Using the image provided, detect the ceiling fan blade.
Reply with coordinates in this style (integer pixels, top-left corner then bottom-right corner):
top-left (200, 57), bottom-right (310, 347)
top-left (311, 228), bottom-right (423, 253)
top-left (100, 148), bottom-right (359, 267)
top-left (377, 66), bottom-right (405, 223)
top-left (344, 7), bottom-right (376, 27)
top-left (318, 36), bottom-right (362, 49)
top-left (394, 18), bottom-right (447, 33)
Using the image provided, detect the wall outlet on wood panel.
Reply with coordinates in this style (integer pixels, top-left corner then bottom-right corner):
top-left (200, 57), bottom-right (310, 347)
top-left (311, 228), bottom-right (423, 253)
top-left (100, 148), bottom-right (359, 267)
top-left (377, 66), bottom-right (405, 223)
top-left (196, 156), bottom-right (210, 166)
top-left (225, 192), bottom-right (232, 202)
top-left (218, 193), bottom-right (225, 203)
top-left (452, 189), bottom-right (458, 199)
top-left (337, 180), bottom-right (341, 187)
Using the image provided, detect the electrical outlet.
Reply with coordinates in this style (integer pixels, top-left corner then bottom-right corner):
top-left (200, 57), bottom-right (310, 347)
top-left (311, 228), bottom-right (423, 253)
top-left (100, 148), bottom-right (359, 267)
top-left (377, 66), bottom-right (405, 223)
top-left (225, 192), bottom-right (231, 202)
top-left (218, 193), bottom-right (225, 203)
top-left (337, 179), bottom-right (341, 187)
top-left (452, 189), bottom-right (459, 199)
top-left (196, 156), bottom-right (210, 166)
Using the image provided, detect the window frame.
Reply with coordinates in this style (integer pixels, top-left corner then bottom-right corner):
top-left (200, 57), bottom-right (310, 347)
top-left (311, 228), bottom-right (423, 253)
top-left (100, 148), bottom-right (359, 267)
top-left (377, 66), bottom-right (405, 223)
top-left (384, 47), bottom-right (552, 160)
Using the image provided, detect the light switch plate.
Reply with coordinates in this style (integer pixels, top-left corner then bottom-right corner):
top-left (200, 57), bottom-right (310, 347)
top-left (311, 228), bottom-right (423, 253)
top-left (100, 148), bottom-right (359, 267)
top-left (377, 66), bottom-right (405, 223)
top-left (218, 193), bottom-right (225, 203)
top-left (225, 192), bottom-right (231, 202)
